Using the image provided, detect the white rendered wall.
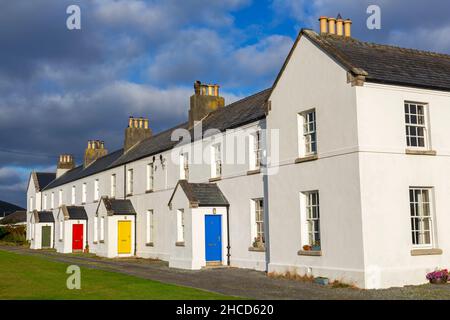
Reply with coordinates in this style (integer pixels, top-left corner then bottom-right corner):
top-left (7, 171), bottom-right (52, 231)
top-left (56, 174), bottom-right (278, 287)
top-left (266, 35), bottom-right (365, 286)
top-left (30, 222), bottom-right (54, 250)
top-left (55, 218), bottom-right (87, 254)
top-left (356, 83), bottom-right (450, 288)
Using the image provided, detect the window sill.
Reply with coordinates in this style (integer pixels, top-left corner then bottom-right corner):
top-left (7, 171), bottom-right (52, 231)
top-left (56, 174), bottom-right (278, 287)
top-left (59, 239), bottom-right (63, 242)
top-left (175, 241), bottom-right (185, 247)
top-left (247, 168), bottom-right (261, 176)
top-left (126, 194), bottom-right (133, 197)
top-left (81, 202), bottom-right (86, 205)
top-left (248, 246), bottom-right (265, 252)
top-left (99, 240), bottom-right (105, 244)
top-left (295, 154), bottom-right (318, 164)
top-left (93, 200), bottom-right (99, 203)
top-left (93, 241), bottom-right (98, 244)
top-left (209, 177), bottom-right (222, 182)
top-left (146, 242), bottom-right (154, 247)
top-left (405, 149), bottom-right (437, 156)
top-left (298, 250), bottom-right (322, 256)
top-left (145, 190), bottom-right (154, 194)
top-left (411, 248), bottom-right (442, 256)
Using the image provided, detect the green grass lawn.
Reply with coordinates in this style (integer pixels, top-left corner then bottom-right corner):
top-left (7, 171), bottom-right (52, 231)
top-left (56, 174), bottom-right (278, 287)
top-left (0, 250), bottom-right (236, 300)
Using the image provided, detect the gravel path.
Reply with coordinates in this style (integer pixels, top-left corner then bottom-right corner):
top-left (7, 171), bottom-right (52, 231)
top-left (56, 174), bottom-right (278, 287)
top-left (1, 245), bottom-right (449, 300)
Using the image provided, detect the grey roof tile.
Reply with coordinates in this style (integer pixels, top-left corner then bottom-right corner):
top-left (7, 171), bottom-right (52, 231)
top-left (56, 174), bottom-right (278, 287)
top-left (302, 29), bottom-right (450, 91)
top-left (169, 180), bottom-right (229, 207)
top-left (34, 173), bottom-right (56, 191)
top-left (43, 89), bottom-right (271, 190)
top-left (34, 211), bottom-right (55, 223)
top-left (66, 206), bottom-right (88, 220)
top-left (0, 211), bottom-right (26, 225)
top-left (103, 198), bottom-right (136, 215)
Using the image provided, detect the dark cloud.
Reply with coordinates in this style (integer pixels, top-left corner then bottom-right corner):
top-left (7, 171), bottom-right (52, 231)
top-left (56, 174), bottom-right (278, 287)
top-left (2, 0), bottom-right (449, 207)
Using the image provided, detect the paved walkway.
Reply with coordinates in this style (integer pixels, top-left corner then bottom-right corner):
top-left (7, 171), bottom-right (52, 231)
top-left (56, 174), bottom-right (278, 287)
top-left (1, 245), bottom-right (449, 300)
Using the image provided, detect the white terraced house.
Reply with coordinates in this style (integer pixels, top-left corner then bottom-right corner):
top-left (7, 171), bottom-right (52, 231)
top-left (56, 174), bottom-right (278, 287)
top-left (27, 16), bottom-right (450, 289)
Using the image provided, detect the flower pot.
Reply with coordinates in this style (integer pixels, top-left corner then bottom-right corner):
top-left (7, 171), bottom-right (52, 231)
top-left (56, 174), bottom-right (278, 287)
top-left (430, 277), bottom-right (448, 284)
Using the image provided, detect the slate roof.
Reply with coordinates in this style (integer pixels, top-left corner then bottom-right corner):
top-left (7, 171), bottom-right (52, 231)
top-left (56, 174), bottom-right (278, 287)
top-left (102, 198), bottom-right (136, 215)
top-left (43, 89), bottom-right (271, 190)
top-left (302, 29), bottom-right (450, 92)
top-left (169, 180), bottom-right (229, 207)
top-left (0, 211), bottom-right (26, 225)
top-left (34, 172), bottom-right (56, 191)
top-left (44, 149), bottom-right (124, 190)
top-left (0, 200), bottom-right (25, 217)
top-left (64, 206), bottom-right (88, 220)
top-left (33, 211), bottom-right (55, 223)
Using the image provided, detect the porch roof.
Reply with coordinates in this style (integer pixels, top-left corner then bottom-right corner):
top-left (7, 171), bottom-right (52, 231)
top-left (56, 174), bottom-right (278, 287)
top-left (32, 210), bottom-right (55, 223)
top-left (169, 180), bottom-right (230, 208)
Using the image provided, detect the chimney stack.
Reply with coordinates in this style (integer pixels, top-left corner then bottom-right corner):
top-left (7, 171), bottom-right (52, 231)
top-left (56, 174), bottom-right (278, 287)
top-left (336, 14), bottom-right (344, 36)
top-left (189, 81), bottom-right (225, 129)
top-left (84, 140), bottom-right (108, 167)
top-left (327, 17), bottom-right (336, 35)
top-left (319, 16), bottom-right (328, 34)
top-left (57, 154), bottom-right (75, 178)
top-left (124, 116), bottom-right (152, 153)
top-left (319, 15), bottom-right (352, 38)
top-left (344, 19), bottom-right (352, 37)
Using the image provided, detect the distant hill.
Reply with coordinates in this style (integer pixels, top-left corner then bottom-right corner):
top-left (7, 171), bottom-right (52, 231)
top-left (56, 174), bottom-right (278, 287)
top-left (0, 200), bottom-right (25, 218)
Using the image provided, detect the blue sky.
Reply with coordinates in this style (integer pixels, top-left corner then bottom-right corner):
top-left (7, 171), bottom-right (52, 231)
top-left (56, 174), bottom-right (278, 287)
top-left (1, 0), bottom-right (450, 207)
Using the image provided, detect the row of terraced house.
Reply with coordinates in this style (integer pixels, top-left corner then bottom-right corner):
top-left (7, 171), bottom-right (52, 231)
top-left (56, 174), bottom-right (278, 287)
top-left (27, 17), bottom-right (450, 289)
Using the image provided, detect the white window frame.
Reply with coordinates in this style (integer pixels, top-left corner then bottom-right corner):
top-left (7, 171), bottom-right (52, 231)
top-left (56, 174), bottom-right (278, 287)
top-left (71, 186), bottom-right (76, 205)
top-left (251, 198), bottom-right (265, 247)
top-left (298, 109), bottom-right (317, 157)
top-left (51, 193), bottom-right (55, 210)
top-left (59, 190), bottom-right (63, 207)
top-left (59, 220), bottom-right (63, 241)
top-left (93, 216), bottom-right (98, 242)
top-left (409, 187), bottom-right (435, 248)
top-left (127, 169), bottom-right (134, 195)
top-left (94, 179), bottom-right (99, 201)
top-left (100, 216), bottom-right (105, 241)
top-left (211, 143), bottom-right (222, 178)
top-left (300, 191), bottom-right (321, 250)
top-left (147, 163), bottom-right (154, 191)
top-left (110, 174), bottom-right (116, 198)
top-left (249, 131), bottom-right (262, 170)
top-left (176, 209), bottom-right (185, 243)
top-left (405, 102), bottom-right (430, 150)
top-left (180, 153), bottom-right (189, 180)
top-left (82, 183), bottom-right (87, 204)
top-left (29, 197), bottom-right (34, 212)
top-left (146, 210), bottom-right (154, 244)
top-left (43, 194), bottom-right (47, 210)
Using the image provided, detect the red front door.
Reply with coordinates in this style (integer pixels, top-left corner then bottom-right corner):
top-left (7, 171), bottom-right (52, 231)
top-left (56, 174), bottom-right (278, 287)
top-left (72, 224), bottom-right (83, 251)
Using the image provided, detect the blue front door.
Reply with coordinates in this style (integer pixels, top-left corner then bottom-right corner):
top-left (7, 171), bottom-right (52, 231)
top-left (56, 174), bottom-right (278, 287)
top-left (205, 215), bottom-right (222, 262)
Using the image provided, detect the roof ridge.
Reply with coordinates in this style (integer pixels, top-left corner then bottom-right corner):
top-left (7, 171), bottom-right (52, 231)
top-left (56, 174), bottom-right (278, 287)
top-left (315, 30), bottom-right (450, 60)
top-left (342, 36), bottom-right (450, 60)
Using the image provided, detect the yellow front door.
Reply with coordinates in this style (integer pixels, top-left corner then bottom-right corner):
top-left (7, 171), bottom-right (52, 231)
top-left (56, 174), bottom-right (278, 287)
top-left (118, 221), bottom-right (132, 254)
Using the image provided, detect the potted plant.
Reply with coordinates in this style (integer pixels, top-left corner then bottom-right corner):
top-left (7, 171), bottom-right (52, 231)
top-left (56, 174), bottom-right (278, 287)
top-left (312, 240), bottom-right (321, 251)
top-left (303, 245), bottom-right (311, 251)
top-left (426, 269), bottom-right (448, 284)
top-left (252, 236), bottom-right (264, 249)
top-left (84, 244), bottom-right (89, 254)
